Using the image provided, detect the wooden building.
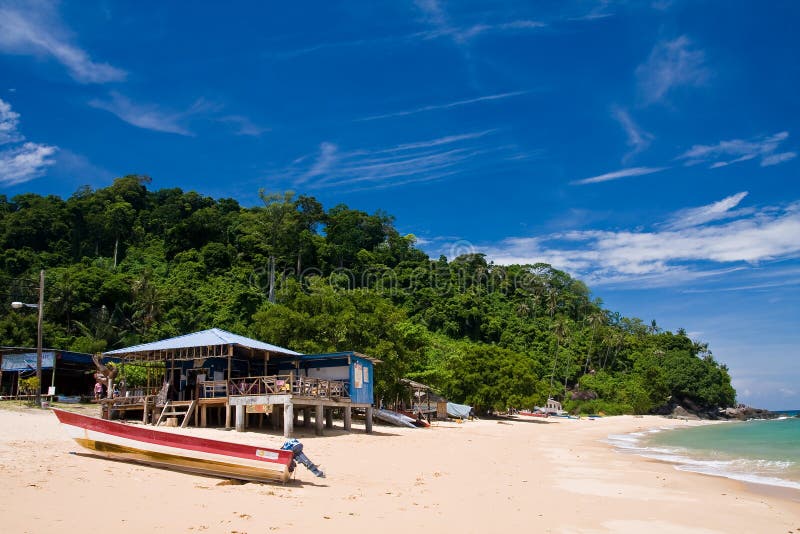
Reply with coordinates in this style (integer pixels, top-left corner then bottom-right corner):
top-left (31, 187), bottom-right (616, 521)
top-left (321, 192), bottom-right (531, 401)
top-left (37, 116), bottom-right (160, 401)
top-left (101, 328), bottom-right (378, 437)
top-left (0, 347), bottom-right (96, 399)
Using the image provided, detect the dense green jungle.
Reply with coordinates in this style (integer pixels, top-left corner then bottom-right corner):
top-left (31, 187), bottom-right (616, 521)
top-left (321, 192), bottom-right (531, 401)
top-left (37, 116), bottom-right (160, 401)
top-left (0, 176), bottom-right (736, 414)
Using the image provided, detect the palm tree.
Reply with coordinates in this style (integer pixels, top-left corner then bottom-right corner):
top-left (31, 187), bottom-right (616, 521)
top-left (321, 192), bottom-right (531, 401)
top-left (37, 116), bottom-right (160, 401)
top-left (549, 318), bottom-right (569, 399)
top-left (547, 290), bottom-right (558, 319)
top-left (583, 312), bottom-right (605, 373)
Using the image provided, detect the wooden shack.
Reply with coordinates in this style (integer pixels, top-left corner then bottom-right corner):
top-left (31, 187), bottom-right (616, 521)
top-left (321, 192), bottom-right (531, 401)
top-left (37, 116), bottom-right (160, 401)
top-left (0, 347), bottom-right (96, 399)
top-left (101, 328), bottom-right (378, 437)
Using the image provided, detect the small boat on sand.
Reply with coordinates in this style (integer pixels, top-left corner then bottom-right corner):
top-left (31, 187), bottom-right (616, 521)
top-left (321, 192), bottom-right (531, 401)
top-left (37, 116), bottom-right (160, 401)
top-left (374, 408), bottom-right (417, 428)
top-left (53, 409), bottom-right (323, 483)
top-left (518, 410), bottom-right (549, 418)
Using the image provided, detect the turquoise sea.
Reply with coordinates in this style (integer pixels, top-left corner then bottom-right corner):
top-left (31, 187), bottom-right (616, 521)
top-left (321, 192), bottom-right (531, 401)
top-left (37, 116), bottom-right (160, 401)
top-left (608, 413), bottom-right (800, 490)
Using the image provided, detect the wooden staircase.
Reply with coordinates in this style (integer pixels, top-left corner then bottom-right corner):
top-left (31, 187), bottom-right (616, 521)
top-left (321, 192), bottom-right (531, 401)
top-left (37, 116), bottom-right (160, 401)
top-left (154, 399), bottom-right (197, 428)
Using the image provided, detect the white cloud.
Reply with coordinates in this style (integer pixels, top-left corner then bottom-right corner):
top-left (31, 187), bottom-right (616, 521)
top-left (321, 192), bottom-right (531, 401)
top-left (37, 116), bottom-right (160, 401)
top-left (0, 97), bottom-right (23, 145)
top-left (612, 107), bottom-right (653, 162)
top-left (573, 166), bottom-right (666, 185)
top-left (761, 151), bottom-right (796, 167)
top-left (677, 131), bottom-right (794, 168)
top-left (0, 97), bottom-right (58, 185)
top-left (636, 36), bottom-right (709, 105)
top-left (89, 92), bottom-right (192, 135)
top-left (664, 191), bottom-right (751, 230)
top-left (358, 91), bottom-right (529, 122)
top-left (296, 142), bottom-right (339, 184)
top-left (0, 1), bottom-right (126, 83)
top-left (280, 130), bottom-right (520, 191)
top-left (0, 141), bottom-right (57, 185)
top-left (218, 115), bottom-right (268, 137)
top-left (480, 195), bottom-right (800, 287)
top-left (414, 1), bottom-right (545, 46)
top-left (421, 20), bottom-right (546, 43)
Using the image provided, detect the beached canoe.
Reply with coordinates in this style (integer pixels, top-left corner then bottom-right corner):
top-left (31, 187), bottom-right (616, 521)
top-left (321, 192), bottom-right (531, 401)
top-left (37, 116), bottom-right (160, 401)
top-left (53, 408), bottom-right (297, 483)
top-left (374, 408), bottom-right (417, 428)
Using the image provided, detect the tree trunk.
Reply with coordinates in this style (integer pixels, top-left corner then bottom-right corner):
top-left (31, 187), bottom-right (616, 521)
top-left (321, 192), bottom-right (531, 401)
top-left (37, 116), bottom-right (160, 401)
top-left (268, 255), bottom-right (276, 303)
top-left (549, 341), bottom-right (560, 399)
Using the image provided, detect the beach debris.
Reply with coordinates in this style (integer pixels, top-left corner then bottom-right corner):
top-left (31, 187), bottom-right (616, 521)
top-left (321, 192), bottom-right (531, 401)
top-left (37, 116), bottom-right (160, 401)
top-left (281, 439), bottom-right (325, 478)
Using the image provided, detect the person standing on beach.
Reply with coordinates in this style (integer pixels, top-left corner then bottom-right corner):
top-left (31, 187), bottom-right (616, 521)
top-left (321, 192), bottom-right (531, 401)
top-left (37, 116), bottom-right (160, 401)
top-left (94, 381), bottom-right (103, 400)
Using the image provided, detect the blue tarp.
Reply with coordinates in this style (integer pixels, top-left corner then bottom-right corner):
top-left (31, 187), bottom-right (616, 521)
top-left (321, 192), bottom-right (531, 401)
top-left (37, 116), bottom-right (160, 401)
top-left (446, 402), bottom-right (472, 419)
top-left (1, 352), bottom-right (56, 371)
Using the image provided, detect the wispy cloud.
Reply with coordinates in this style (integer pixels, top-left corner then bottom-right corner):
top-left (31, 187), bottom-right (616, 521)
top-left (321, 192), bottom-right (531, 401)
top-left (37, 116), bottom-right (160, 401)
top-left (480, 195), bottom-right (800, 287)
top-left (581, 129), bottom-right (795, 187)
top-left (413, 0), bottom-right (545, 85)
top-left (663, 191), bottom-right (752, 230)
top-left (0, 141), bottom-right (58, 185)
top-left (279, 130), bottom-right (517, 190)
top-left (677, 131), bottom-right (795, 169)
top-left (0, 97), bottom-right (24, 145)
top-left (0, 97), bottom-right (57, 185)
top-left (296, 141), bottom-right (339, 185)
top-left (0, 0), bottom-right (126, 83)
top-left (636, 35), bottom-right (709, 105)
top-left (357, 91), bottom-right (529, 122)
top-left (612, 107), bottom-right (653, 163)
top-left (761, 151), bottom-right (797, 167)
top-left (89, 92), bottom-right (196, 135)
top-left (569, 0), bottom-right (614, 21)
top-left (573, 166), bottom-right (666, 185)
top-left (218, 115), bottom-right (268, 137)
top-left (417, 19), bottom-right (546, 43)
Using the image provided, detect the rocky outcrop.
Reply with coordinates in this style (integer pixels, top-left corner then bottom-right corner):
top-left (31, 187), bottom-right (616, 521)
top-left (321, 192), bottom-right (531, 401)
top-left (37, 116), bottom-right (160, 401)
top-left (669, 405), bottom-right (700, 420)
top-left (653, 397), bottom-right (779, 420)
top-left (717, 405), bottom-right (779, 420)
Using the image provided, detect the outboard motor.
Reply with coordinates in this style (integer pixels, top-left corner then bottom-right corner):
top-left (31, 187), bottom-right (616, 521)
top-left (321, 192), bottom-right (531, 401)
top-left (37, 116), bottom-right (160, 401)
top-left (281, 439), bottom-right (325, 478)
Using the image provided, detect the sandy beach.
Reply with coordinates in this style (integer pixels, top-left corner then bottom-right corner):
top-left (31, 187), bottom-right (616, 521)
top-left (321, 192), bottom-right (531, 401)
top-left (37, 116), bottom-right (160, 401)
top-left (0, 405), bottom-right (797, 534)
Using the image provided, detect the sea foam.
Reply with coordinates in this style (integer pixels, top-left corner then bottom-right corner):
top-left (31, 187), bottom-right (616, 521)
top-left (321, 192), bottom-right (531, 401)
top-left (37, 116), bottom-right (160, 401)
top-left (606, 424), bottom-right (800, 491)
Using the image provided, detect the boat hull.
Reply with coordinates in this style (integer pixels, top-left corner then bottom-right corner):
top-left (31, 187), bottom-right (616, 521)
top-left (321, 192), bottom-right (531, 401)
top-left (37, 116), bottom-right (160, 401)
top-left (374, 409), bottom-right (417, 428)
top-left (53, 409), bottom-right (293, 483)
top-left (518, 411), bottom-right (549, 418)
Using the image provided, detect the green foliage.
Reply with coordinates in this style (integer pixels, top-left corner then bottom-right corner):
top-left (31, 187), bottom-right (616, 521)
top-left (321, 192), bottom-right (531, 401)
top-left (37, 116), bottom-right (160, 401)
top-left (0, 178), bottom-right (737, 414)
top-left (18, 376), bottom-right (39, 395)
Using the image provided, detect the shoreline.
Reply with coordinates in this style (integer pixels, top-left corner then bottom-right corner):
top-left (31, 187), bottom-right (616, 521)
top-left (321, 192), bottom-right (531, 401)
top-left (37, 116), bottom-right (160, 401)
top-left (605, 418), bottom-right (800, 503)
top-left (0, 405), bottom-right (797, 532)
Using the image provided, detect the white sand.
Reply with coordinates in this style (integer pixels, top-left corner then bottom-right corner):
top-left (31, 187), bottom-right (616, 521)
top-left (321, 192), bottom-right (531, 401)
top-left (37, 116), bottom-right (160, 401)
top-left (0, 405), bottom-right (797, 533)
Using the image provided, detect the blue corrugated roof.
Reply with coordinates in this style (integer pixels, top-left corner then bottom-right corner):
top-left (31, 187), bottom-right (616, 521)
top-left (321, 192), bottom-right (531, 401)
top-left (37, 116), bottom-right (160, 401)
top-left (103, 328), bottom-right (300, 356)
top-left (303, 351), bottom-right (382, 364)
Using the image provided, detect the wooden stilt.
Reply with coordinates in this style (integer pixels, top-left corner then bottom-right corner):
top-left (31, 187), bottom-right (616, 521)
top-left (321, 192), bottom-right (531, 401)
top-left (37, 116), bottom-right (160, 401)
top-left (344, 406), bottom-right (352, 431)
top-left (365, 406), bottom-right (373, 434)
top-left (325, 407), bottom-right (333, 429)
top-left (315, 404), bottom-right (324, 436)
top-left (284, 401), bottom-right (293, 438)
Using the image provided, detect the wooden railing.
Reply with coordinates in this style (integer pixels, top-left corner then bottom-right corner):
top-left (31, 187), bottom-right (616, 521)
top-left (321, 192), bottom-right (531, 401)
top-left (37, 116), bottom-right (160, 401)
top-left (199, 380), bottom-right (228, 398)
top-left (226, 375), bottom-right (349, 399)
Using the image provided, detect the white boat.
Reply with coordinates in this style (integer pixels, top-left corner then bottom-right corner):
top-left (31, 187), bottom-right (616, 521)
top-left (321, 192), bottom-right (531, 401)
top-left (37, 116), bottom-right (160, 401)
top-left (52, 408), bottom-right (323, 483)
top-left (534, 398), bottom-right (567, 416)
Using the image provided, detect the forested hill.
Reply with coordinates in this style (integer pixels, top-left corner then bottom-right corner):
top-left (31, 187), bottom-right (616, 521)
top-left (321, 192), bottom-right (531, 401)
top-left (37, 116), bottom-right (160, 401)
top-left (0, 176), bottom-right (736, 414)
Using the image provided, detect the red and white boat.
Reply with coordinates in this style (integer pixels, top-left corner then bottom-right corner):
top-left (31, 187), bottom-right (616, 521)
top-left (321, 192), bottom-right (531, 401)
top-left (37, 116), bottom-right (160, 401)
top-left (517, 410), bottom-right (549, 418)
top-left (53, 409), bottom-right (296, 483)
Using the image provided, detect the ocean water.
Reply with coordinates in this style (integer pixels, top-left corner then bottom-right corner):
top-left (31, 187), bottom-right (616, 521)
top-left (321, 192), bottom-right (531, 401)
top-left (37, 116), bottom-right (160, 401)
top-left (608, 414), bottom-right (800, 490)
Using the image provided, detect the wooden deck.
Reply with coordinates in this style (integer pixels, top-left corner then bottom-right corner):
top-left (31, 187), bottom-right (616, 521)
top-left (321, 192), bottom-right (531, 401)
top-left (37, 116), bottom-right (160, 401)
top-left (100, 375), bottom-right (374, 437)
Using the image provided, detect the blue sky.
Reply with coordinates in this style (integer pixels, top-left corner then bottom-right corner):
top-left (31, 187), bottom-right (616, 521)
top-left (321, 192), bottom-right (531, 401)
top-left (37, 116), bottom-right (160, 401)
top-left (1, 0), bottom-right (798, 409)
